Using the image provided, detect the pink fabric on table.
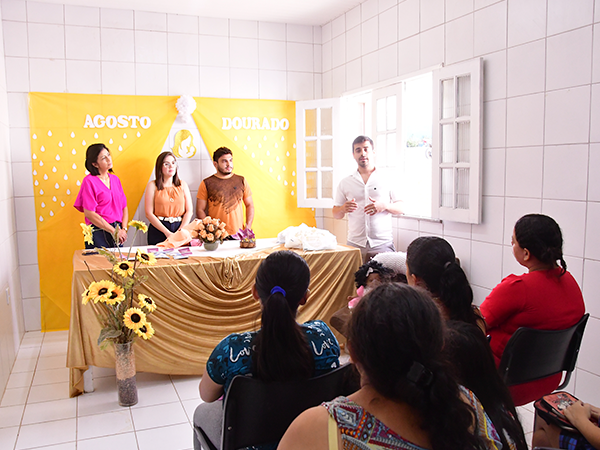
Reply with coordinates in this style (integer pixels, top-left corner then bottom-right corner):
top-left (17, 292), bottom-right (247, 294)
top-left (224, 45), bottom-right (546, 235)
top-left (157, 219), bottom-right (201, 248)
top-left (74, 174), bottom-right (127, 225)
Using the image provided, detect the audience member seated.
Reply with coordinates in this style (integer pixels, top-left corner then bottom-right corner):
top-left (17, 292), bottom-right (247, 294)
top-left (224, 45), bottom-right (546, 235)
top-left (279, 283), bottom-right (503, 450)
top-left (533, 397), bottom-right (600, 450)
top-left (193, 250), bottom-right (341, 450)
top-left (406, 236), bottom-right (485, 331)
top-left (480, 214), bottom-right (585, 406)
top-left (445, 320), bottom-right (528, 450)
top-left (372, 251), bottom-right (408, 284)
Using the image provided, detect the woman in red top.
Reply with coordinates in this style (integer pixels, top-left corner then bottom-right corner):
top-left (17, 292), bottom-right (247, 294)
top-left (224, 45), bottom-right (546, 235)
top-left (480, 214), bottom-right (585, 406)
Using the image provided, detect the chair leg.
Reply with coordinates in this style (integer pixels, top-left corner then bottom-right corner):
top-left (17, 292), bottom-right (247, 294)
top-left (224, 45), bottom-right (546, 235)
top-left (194, 425), bottom-right (219, 450)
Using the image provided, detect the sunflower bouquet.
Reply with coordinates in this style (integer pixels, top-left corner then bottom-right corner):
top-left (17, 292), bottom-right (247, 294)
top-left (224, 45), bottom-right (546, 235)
top-left (80, 220), bottom-right (158, 348)
top-left (197, 216), bottom-right (228, 244)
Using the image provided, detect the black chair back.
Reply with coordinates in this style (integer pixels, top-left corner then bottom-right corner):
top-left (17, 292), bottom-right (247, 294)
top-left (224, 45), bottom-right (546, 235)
top-left (498, 313), bottom-right (589, 389)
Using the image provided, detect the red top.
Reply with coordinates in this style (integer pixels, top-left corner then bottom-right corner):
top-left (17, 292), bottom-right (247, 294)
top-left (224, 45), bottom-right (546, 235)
top-left (74, 174), bottom-right (127, 225)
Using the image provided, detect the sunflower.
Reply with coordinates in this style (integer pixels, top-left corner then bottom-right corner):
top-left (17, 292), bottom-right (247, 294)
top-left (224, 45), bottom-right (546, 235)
top-left (81, 223), bottom-right (94, 245)
top-left (113, 260), bottom-right (134, 277)
top-left (138, 294), bottom-right (157, 312)
top-left (136, 250), bottom-right (157, 265)
top-left (128, 220), bottom-right (148, 233)
top-left (123, 307), bottom-right (147, 331)
top-left (88, 280), bottom-right (117, 303)
top-left (103, 285), bottom-right (125, 305)
top-left (81, 287), bottom-right (93, 305)
top-left (135, 322), bottom-right (155, 340)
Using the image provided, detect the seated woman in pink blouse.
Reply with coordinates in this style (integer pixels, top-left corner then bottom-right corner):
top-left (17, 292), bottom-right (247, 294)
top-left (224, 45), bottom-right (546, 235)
top-left (74, 143), bottom-right (128, 248)
top-left (480, 214), bottom-right (585, 406)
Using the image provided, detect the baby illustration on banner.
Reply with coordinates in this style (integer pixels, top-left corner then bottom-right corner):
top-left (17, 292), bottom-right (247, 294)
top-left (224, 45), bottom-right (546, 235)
top-left (172, 129), bottom-right (197, 158)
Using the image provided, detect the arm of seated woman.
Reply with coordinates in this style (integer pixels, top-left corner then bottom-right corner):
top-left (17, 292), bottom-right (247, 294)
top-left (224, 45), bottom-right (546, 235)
top-left (199, 373), bottom-right (224, 403)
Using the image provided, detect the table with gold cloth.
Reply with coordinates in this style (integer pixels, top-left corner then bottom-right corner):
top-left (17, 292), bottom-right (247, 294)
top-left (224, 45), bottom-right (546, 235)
top-left (67, 240), bottom-right (361, 397)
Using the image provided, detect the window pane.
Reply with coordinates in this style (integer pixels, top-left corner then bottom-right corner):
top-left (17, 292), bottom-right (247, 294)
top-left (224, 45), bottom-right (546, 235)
top-left (456, 168), bottom-right (469, 209)
top-left (441, 79), bottom-right (454, 119)
top-left (306, 140), bottom-right (317, 168)
top-left (306, 172), bottom-right (317, 199)
top-left (440, 168), bottom-right (453, 207)
top-left (321, 107), bottom-right (333, 136)
top-left (377, 98), bottom-right (386, 132)
top-left (441, 123), bottom-right (454, 163)
top-left (386, 96), bottom-right (396, 131)
top-left (322, 171), bottom-right (333, 199)
top-left (321, 139), bottom-right (333, 167)
top-left (457, 75), bottom-right (471, 117)
top-left (305, 109), bottom-right (317, 137)
top-left (386, 133), bottom-right (398, 167)
top-left (457, 121), bottom-right (470, 163)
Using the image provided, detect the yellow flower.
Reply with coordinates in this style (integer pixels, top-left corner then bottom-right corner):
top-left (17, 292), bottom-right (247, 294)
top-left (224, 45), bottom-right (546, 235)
top-left (123, 307), bottom-right (147, 331)
top-left (207, 224), bottom-right (215, 232)
top-left (128, 220), bottom-right (148, 233)
top-left (202, 216), bottom-right (212, 225)
top-left (200, 230), bottom-right (207, 239)
top-left (113, 261), bottom-right (134, 277)
top-left (138, 294), bottom-right (157, 312)
top-left (136, 250), bottom-right (157, 265)
top-left (102, 285), bottom-right (125, 305)
top-left (88, 280), bottom-right (117, 303)
top-left (206, 233), bottom-right (214, 242)
top-left (81, 223), bottom-right (94, 245)
top-left (135, 322), bottom-right (155, 340)
top-left (81, 287), bottom-right (92, 305)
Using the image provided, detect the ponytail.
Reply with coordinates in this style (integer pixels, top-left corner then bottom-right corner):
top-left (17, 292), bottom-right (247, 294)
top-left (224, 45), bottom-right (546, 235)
top-left (438, 261), bottom-right (480, 326)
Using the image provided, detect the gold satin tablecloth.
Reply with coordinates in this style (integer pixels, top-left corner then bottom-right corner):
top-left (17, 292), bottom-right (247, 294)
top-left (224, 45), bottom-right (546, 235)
top-left (67, 242), bottom-right (361, 397)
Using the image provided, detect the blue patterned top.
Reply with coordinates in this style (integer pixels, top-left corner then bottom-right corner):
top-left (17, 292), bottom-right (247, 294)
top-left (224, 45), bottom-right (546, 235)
top-left (205, 320), bottom-right (341, 394)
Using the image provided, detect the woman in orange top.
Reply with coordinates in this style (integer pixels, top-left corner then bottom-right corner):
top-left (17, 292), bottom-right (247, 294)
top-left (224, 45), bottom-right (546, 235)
top-left (144, 152), bottom-right (193, 245)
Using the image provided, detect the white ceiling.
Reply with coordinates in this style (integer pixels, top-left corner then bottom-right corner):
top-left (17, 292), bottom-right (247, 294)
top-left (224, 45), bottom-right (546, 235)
top-left (33, 0), bottom-right (364, 26)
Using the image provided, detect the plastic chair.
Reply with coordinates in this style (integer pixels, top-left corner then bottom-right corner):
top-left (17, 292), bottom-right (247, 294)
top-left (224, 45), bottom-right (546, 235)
top-left (498, 313), bottom-right (589, 390)
top-left (194, 363), bottom-right (359, 450)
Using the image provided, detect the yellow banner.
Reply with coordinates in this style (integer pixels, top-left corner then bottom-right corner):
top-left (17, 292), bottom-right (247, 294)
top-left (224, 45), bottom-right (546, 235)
top-left (193, 98), bottom-right (315, 238)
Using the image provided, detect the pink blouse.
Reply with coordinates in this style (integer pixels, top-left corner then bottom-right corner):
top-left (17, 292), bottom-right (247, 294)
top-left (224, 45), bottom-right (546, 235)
top-left (74, 174), bottom-right (127, 225)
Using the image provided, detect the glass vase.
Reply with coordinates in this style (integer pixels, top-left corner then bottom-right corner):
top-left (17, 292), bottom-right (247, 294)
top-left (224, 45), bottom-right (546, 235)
top-left (114, 341), bottom-right (138, 406)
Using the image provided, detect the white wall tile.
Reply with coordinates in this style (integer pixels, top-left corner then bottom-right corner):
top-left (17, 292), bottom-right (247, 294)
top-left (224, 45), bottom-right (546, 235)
top-left (287, 71), bottom-right (313, 101)
top-left (1, 0), bottom-right (26, 21)
top-left (584, 201), bottom-right (600, 260)
top-left (545, 85), bottom-right (591, 145)
top-left (362, 0), bottom-right (379, 22)
top-left (593, 24), bottom-right (600, 84)
top-left (482, 50), bottom-right (506, 102)
top-left (542, 199), bottom-right (586, 258)
top-left (313, 73), bottom-right (322, 100)
top-left (66, 60), bottom-right (101, 94)
top-left (167, 65), bottom-right (199, 97)
top-left (230, 19), bottom-right (258, 38)
top-left (10, 128), bottom-right (31, 163)
top-left (565, 256), bottom-right (584, 290)
top-left (574, 369), bottom-right (600, 408)
top-left (26, 2), bottom-right (63, 24)
top-left (578, 318), bottom-right (600, 375)
top-left (589, 144), bottom-right (600, 202)
top-left (501, 244), bottom-right (526, 279)
top-left (19, 263), bottom-right (39, 299)
top-left (322, 70), bottom-right (332, 98)
top-left (135, 63), bottom-right (168, 96)
top-left (331, 34), bottom-right (345, 68)
top-left (507, 0), bottom-right (546, 47)
top-left (135, 31), bottom-right (167, 64)
top-left (483, 100), bottom-right (506, 149)
top-left (474, 2), bottom-right (506, 57)
top-left (331, 15), bottom-right (345, 38)
top-left (167, 14), bottom-right (198, 35)
top-left (322, 41), bottom-right (332, 72)
top-left (101, 61), bottom-right (135, 95)
top-left (230, 68), bottom-right (258, 99)
top-left (471, 196), bottom-right (505, 244)
top-left (3, 21), bottom-right (28, 57)
top-left (100, 28), bottom-right (134, 62)
top-left (259, 69), bottom-right (286, 100)
top-left (419, 219), bottom-right (443, 235)
top-left (419, 25), bottom-right (444, 69)
top-left (134, 11), bottom-right (166, 31)
top-left (29, 59), bottom-right (65, 93)
top-left (547, 0), bottom-right (594, 36)
top-left (482, 148), bottom-right (505, 197)
top-left (259, 22), bottom-right (285, 41)
top-left (331, 65), bottom-right (345, 97)
top-left (420, 0), bottom-right (444, 31)
top-left (446, 235), bottom-right (472, 277)
top-left (200, 66), bottom-right (230, 99)
top-left (12, 162), bottom-right (33, 197)
top-left (398, 34), bottom-right (419, 76)
top-left (64, 5), bottom-right (99, 27)
top-left (378, 44), bottom-right (397, 82)
top-left (199, 35), bottom-right (229, 68)
top-left (361, 52), bottom-right (379, 87)
top-left (345, 6), bottom-right (361, 31)
top-left (470, 240), bottom-right (503, 289)
top-left (198, 17), bottom-right (228, 36)
top-left (345, 58), bottom-right (362, 91)
top-left (361, 16), bottom-right (378, 55)
top-left (16, 231), bottom-right (37, 266)
top-left (398, 0), bottom-right (419, 40)
top-left (583, 259), bottom-right (600, 318)
top-left (100, 8), bottom-right (133, 29)
top-left (446, 14), bottom-right (474, 65)
top-left (22, 297), bottom-right (41, 331)
top-left (503, 197), bottom-right (542, 245)
top-left (287, 24), bottom-right (312, 44)
top-left (543, 144), bottom-right (589, 201)
top-left (313, 26), bottom-right (322, 45)
top-left (546, 27), bottom-right (593, 91)
top-left (379, 0), bottom-right (397, 13)
top-left (321, 22), bottom-right (331, 43)
top-left (258, 40), bottom-right (285, 71)
top-left (168, 33), bottom-right (198, 66)
top-left (230, 38), bottom-right (259, 69)
top-left (7, 93), bottom-right (29, 128)
top-left (346, 26), bottom-right (362, 62)
top-left (444, 220), bottom-right (472, 240)
top-left (506, 93), bottom-right (544, 147)
top-left (28, 23), bottom-right (64, 59)
top-left (5, 57), bottom-right (29, 92)
top-left (379, 6), bottom-right (398, 49)
top-left (65, 26), bottom-right (100, 61)
top-left (287, 42), bottom-right (313, 73)
top-left (507, 40), bottom-right (545, 97)
top-left (446, 0), bottom-right (473, 21)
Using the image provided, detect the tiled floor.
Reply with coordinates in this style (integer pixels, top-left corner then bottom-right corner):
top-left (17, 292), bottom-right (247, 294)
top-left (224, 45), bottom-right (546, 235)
top-left (0, 331), bottom-right (201, 450)
top-left (1, 331), bottom-right (536, 450)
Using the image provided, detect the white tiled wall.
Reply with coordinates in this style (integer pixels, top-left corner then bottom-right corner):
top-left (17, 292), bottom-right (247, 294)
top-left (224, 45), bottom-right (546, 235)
top-left (318, 0), bottom-right (600, 404)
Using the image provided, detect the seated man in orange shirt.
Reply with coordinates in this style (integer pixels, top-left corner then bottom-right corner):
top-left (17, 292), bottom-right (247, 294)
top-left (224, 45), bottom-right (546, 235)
top-left (196, 147), bottom-right (254, 236)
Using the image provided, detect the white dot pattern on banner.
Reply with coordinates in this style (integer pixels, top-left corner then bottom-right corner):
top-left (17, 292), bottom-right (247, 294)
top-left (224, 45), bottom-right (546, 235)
top-left (94, 133), bottom-right (98, 139)
top-left (71, 149), bottom-right (76, 155)
top-left (33, 134), bottom-right (37, 139)
top-left (70, 132), bottom-right (75, 138)
top-left (41, 146), bottom-right (45, 152)
top-left (47, 131), bottom-right (52, 136)
top-left (58, 141), bottom-right (63, 147)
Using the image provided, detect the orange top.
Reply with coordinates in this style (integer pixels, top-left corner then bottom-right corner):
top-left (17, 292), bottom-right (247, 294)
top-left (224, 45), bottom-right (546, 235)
top-left (197, 174), bottom-right (251, 235)
top-left (154, 184), bottom-right (185, 218)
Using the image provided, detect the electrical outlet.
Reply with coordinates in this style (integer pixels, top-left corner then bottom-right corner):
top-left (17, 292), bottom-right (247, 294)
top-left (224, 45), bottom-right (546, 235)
top-left (5, 287), bottom-right (10, 305)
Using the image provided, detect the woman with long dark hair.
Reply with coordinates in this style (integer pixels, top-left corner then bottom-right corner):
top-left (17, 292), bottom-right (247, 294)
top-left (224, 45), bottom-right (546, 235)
top-left (406, 236), bottom-right (484, 330)
top-left (74, 143), bottom-right (128, 248)
top-left (480, 213), bottom-right (585, 406)
top-left (445, 320), bottom-right (528, 450)
top-left (279, 283), bottom-right (502, 450)
top-left (193, 250), bottom-right (340, 450)
top-left (144, 151), bottom-right (193, 245)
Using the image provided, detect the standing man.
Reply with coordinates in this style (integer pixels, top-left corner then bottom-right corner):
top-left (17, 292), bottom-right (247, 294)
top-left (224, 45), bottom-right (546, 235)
top-left (333, 136), bottom-right (403, 262)
top-left (196, 147), bottom-right (254, 236)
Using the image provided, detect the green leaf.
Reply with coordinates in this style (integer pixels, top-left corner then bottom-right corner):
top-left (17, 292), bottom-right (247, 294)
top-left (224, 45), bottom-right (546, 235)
top-left (97, 327), bottom-right (122, 346)
top-left (98, 248), bottom-right (118, 264)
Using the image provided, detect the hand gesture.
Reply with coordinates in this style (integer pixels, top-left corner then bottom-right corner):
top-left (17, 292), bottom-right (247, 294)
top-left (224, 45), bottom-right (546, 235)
top-left (342, 198), bottom-right (358, 214)
top-left (364, 197), bottom-right (386, 216)
top-left (117, 228), bottom-right (128, 244)
top-left (564, 401), bottom-right (592, 429)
